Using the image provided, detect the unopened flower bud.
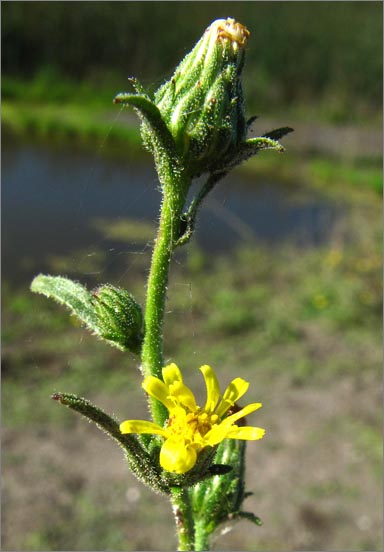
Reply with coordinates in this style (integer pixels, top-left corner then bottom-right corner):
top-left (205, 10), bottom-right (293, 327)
top-left (91, 284), bottom-right (143, 352)
top-left (151, 18), bottom-right (250, 177)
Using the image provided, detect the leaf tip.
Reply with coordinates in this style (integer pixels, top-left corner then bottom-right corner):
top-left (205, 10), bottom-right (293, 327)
top-left (51, 393), bottom-right (62, 402)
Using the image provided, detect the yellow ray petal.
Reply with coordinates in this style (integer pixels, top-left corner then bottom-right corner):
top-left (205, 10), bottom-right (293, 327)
top-left (120, 419), bottom-right (166, 436)
top-left (160, 438), bottom-right (197, 473)
top-left (226, 426), bottom-right (266, 440)
top-left (200, 364), bottom-right (220, 413)
top-left (204, 424), bottom-right (230, 445)
top-left (162, 363), bottom-right (183, 385)
top-left (223, 402), bottom-right (262, 425)
top-left (215, 377), bottom-right (250, 417)
top-left (142, 376), bottom-right (174, 410)
top-left (170, 381), bottom-right (197, 410)
top-left (205, 403), bottom-right (262, 445)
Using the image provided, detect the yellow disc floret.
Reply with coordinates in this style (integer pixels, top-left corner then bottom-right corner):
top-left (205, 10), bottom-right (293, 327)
top-left (213, 18), bottom-right (250, 47)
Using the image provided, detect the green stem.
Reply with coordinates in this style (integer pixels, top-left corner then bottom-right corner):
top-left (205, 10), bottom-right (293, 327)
top-left (176, 171), bottom-right (227, 247)
top-left (194, 520), bottom-right (211, 551)
top-left (141, 169), bottom-right (190, 426)
top-left (171, 487), bottom-right (195, 551)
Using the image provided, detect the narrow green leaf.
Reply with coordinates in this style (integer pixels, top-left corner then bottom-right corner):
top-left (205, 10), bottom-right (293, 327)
top-left (52, 392), bottom-right (124, 442)
top-left (176, 171), bottom-right (227, 247)
top-left (238, 511), bottom-right (263, 526)
top-left (31, 274), bottom-right (98, 329)
top-left (52, 393), bottom-right (169, 494)
top-left (113, 93), bottom-right (177, 158)
top-left (244, 136), bottom-right (286, 154)
top-left (127, 77), bottom-right (148, 96)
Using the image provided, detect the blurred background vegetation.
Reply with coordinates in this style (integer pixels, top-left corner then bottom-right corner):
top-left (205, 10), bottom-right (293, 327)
top-left (2, 1), bottom-right (382, 122)
top-left (2, 2), bottom-right (382, 551)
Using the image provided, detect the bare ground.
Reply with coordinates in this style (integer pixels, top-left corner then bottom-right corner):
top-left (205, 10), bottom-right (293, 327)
top-left (3, 367), bottom-right (381, 551)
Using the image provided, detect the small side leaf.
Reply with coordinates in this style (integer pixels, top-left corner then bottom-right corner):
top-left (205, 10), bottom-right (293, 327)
top-left (243, 136), bottom-right (286, 154)
top-left (52, 393), bottom-right (169, 494)
top-left (176, 171), bottom-right (227, 247)
top-left (31, 274), bottom-right (99, 329)
top-left (213, 130), bottom-right (292, 175)
top-left (237, 511), bottom-right (263, 526)
top-left (113, 93), bottom-right (177, 159)
top-left (127, 77), bottom-right (148, 96)
top-left (246, 115), bottom-right (258, 129)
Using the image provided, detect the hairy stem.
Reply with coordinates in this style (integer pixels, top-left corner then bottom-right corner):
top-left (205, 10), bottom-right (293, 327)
top-left (141, 170), bottom-right (190, 426)
top-left (171, 487), bottom-right (195, 551)
top-left (194, 520), bottom-right (211, 551)
top-left (176, 171), bottom-right (227, 247)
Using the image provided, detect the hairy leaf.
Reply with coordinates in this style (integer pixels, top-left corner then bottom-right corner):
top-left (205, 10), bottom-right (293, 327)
top-left (31, 274), bottom-right (98, 329)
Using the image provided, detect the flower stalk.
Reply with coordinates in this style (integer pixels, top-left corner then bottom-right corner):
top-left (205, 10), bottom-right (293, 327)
top-left (141, 173), bottom-right (190, 426)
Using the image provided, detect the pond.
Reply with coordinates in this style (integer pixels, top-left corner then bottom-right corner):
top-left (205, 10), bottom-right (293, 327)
top-left (3, 142), bottom-right (340, 287)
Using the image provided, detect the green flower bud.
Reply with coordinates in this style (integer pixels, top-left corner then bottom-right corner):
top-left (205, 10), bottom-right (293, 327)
top-left (115, 18), bottom-right (292, 184)
top-left (150, 18), bottom-right (250, 177)
top-left (91, 284), bottom-right (143, 353)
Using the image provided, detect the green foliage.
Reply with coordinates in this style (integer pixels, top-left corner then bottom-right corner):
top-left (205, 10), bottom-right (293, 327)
top-left (113, 92), bottom-right (182, 183)
top-left (309, 157), bottom-right (383, 194)
top-left (1, 100), bottom-right (143, 151)
top-left (23, 487), bottom-right (128, 551)
top-left (31, 274), bottom-right (98, 325)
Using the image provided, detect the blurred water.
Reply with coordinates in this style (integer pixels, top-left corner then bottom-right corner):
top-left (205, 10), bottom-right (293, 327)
top-left (2, 142), bottom-right (340, 286)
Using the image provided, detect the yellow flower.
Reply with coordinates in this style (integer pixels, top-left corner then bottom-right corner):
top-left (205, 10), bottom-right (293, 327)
top-left (120, 363), bottom-right (265, 474)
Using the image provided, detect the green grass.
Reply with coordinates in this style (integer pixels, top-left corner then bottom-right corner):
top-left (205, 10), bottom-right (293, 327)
top-left (2, 101), bottom-right (143, 156)
top-left (2, 71), bottom-right (120, 108)
top-left (23, 486), bottom-right (129, 550)
top-left (308, 157), bottom-right (383, 194)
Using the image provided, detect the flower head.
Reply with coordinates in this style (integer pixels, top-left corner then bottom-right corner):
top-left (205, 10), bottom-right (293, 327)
top-left (120, 363), bottom-right (265, 474)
